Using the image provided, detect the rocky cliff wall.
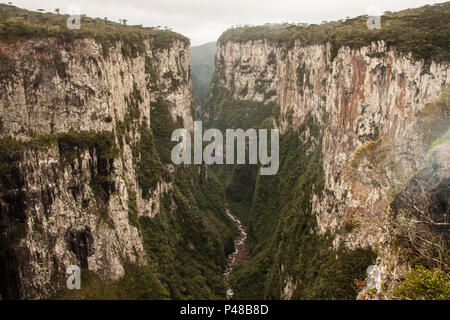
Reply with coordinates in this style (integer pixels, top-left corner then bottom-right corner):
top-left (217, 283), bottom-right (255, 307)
top-left (0, 32), bottom-right (196, 299)
top-left (207, 13), bottom-right (449, 298)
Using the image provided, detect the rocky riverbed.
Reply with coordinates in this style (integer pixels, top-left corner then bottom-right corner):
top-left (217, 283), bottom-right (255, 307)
top-left (224, 206), bottom-right (248, 299)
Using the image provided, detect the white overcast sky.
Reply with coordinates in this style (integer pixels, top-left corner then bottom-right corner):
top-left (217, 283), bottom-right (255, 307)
top-left (1, 0), bottom-right (447, 45)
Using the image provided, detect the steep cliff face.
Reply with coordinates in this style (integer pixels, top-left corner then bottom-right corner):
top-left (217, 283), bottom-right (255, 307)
top-left (0, 6), bottom-right (231, 300)
top-left (205, 3), bottom-right (449, 299)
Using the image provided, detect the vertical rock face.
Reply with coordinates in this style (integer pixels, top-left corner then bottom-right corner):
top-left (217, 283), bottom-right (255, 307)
top-left (0, 37), bottom-right (193, 137)
top-left (208, 11), bottom-right (449, 298)
top-left (0, 34), bottom-right (194, 299)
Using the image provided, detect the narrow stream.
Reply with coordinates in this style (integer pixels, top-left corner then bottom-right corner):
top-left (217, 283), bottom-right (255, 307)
top-left (224, 205), bottom-right (247, 299)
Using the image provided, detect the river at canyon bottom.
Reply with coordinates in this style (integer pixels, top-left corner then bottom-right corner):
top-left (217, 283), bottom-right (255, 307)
top-left (223, 206), bottom-right (247, 299)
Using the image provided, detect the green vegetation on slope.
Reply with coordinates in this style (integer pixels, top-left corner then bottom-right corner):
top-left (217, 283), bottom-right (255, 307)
top-left (203, 83), bottom-right (376, 299)
top-left (56, 130), bottom-right (118, 164)
top-left (0, 4), bottom-right (188, 58)
top-left (133, 124), bottom-right (164, 199)
top-left (124, 93), bottom-right (235, 299)
top-left (53, 164), bottom-right (234, 300)
top-left (205, 86), bottom-right (278, 132)
top-left (51, 265), bottom-right (170, 300)
top-left (0, 137), bottom-right (27, 252)
top-left (150, 97), bottom-right (178, 163)
top-left (228, 118), bottom-right (374, 300)
top-left (1, 104), bottom-right (233, 300)
top-left (191, 42), bottom-right (217, 107)
top-left (393, 266), bottom-right (449, 300)
top-left (219, 2), bottom-right (450, 62)
top-left (137, 166), bottom-right (233, 299)
top-left (0, 136), bottom-right (25, 180)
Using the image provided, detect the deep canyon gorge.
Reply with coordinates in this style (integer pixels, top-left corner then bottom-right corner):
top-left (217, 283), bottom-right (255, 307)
top-left (0, 2), bottom-right (449, 300)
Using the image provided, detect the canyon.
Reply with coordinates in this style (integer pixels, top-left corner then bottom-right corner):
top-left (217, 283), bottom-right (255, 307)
top-left (0, 4), bottom-right (232, 300)
top-left (0, 3), bottom-right (449, 300)
top-left (202, 3), bottom-right (449, 300)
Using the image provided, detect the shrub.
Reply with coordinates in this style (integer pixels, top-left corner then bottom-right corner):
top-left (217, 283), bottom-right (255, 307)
top-left (0, 136), bottom-right (25, 176)
top-left (133, 124), bottom-right (163, 199)
top-left (127, 189), bottom-right (139, 227)
top-left (57, 130), bottom-right (118, 164)
top-left (144, 55), bottom-right (158, 88)
top-left (350, 137), bottom-right (385, 169)
top-left (394, 266), bottom-right (450, 300)
top-left (267, 51), bottom-right (276, 65)
top-left (149, 98), bottom-right (177, 163)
